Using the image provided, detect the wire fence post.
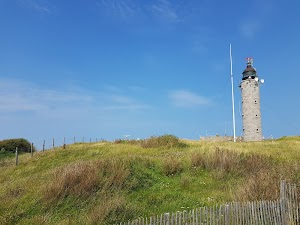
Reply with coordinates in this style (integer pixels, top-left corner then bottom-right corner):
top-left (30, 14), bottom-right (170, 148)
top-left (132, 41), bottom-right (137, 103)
top-left (63, 137), bottom-right (65, 145)
top-left (52, 138), bottom-right (55, 150)
top-left (31, 143), bottom-right (33, 157)
top-left (82, 137), bottom-right (84, 143)
top-left (43, 140), bottom-right (45, 152)
top-left (90, 138), bottom-right (91, 143)
top-left (15, 147), bottom-right (18, 166)
top-left (96, 138), bottom-right (98, 142)
top-left (74, 136), bottom-right (75, 144)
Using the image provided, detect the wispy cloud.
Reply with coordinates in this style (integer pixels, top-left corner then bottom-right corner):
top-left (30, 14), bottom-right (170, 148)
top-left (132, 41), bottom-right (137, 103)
top-left (0, 79), bottom-right (92, 113)
top-left (17, 0), bottom-right (54, 15)
top-left (168, 90), bottom-right (211, 108)
top-left (96, 0), bottom-right (184, 23)
top-left (96, 0), bottom-right (138, 19)
top-left (103, 87), bottom-right (150, 111)
top-left (0, 79), bottom-right (150, 114)
top-left (150, 0), bottom-right (181, 23)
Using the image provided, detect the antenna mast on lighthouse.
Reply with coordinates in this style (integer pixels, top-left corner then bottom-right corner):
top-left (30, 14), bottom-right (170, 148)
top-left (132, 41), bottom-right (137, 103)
top-left (230, 44), bottom-right (236, 142)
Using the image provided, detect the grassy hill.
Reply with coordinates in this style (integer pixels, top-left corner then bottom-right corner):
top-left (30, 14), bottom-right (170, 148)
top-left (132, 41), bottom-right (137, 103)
top-left (1, 135), bottom-right (300, 224)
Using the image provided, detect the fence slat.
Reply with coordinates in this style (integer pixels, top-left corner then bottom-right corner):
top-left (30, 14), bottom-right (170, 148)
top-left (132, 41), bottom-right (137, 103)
top-left (117, 181), bottom-right (299, 225)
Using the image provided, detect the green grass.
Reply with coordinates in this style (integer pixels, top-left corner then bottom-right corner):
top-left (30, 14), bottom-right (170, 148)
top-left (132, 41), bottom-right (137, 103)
top-left (0, 136), bottom-right (300, 224)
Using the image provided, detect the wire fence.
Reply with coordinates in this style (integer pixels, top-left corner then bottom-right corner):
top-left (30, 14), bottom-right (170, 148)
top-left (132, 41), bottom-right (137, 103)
top-left (31, 136), bottom-right (106, 151)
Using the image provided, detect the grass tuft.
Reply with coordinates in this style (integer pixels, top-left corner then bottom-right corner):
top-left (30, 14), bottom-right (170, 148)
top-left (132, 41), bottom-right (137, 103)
top-left (163, 157), bottom-right (183, 176)
top-left (44, 161), bottom-right (100, 202)
top-left (87, 196), bottom-right (136, 225)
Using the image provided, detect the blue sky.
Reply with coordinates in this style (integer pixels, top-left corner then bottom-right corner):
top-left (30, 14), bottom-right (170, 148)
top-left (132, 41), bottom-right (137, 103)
top-left (1, 0), bottom-right (300, 147)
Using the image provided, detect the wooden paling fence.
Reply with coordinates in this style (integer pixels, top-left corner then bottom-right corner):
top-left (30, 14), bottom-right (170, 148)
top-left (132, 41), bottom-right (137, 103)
top-left (119, 181), bottom-right (299, 225)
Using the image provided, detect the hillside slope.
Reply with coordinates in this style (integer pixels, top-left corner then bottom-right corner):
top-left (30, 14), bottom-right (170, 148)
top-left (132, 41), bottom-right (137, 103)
top-left (1, 136), bottom-right (300, 224)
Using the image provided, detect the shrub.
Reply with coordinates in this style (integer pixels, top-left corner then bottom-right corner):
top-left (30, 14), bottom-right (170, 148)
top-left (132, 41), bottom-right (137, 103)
top-left (0, 138), bottom-right (35, 153)
top-left (140, 135), bottom-right (187, 149)
top-left (113, 135), bottom-right (188, 149)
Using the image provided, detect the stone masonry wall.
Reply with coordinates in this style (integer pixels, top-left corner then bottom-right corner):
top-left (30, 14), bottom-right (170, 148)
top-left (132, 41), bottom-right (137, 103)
top-left (241, 79), bottom-right (262, 141)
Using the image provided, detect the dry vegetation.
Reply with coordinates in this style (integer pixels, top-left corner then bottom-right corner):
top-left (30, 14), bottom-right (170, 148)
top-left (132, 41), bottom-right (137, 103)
top-left (0, 135), bottom-right (300, 224)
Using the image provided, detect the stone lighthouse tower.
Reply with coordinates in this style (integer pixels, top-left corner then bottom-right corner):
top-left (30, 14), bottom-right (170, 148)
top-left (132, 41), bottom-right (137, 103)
top-left (240, 57), bottom-right (263, 141)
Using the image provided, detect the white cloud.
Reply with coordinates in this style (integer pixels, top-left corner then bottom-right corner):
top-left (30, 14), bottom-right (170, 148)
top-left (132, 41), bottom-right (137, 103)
top-left (168, 90), bottom-right (211, 108)
top-left (96, 0), bottom-right (185, 24)
top-left (18, 0), bottom-right (54, 14)
top-left (110, 95), bottom-right (134, 104)
top-left (0, 79), bottom-right (92, 113)
top-left (151, 0), bottom-right (181, 23)
top-left (96, 0), bottom-right (138, 19)
top-left (105, 94), bottom-right (150, 111)
top-left (0, 78), bottom-right (149, 114)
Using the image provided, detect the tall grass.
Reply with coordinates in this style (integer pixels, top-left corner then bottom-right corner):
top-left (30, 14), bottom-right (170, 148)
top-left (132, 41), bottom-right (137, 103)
top-left (115, 134), bottom-right (187, 149)
top-left (87, 196), bottom-right (137, 225)
top-left (44, 159), bottom-right (131, 203)
top-left (1, 136), bottom-right (300, 224)
top-left (44, 161), bottom-right (100, 201)
top-left (163, 157), bottom-right (183, 176)
top-left (189, 146), bottom-right (299, 201)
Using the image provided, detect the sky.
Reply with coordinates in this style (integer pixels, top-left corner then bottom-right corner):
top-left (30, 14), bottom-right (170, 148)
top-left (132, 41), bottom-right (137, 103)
top-left (1, 0), bottom-right (300, 148)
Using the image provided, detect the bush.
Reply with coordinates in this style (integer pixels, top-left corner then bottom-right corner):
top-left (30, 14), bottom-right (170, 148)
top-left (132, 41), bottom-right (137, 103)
top-left (0, 138), bottom-right (35, 153)
top-left (140, 135), bottom-right (187, 149)
top-left (113, 135), bottom-right (188, 149)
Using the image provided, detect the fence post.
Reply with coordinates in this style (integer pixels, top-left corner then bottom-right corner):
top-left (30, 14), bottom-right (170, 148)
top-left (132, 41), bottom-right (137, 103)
top-left (90, 138), bottom-right (91, 143)
top-left (96, 138), bottom-right (98, 142)
top-left (74, 136), bottom-right (76, 144)
top-left (15, 147), bottom-right (18, 166)
top-left (52, 138), bottom-right (55, 150)
top-left (63, 137), bottom-right (65, 146)
top-left (43, 140), bottom-right (45, 152)
top-left (82, 137), bottom-right (84, 143)
top-left (31, 143), bottom-right (33, 157)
